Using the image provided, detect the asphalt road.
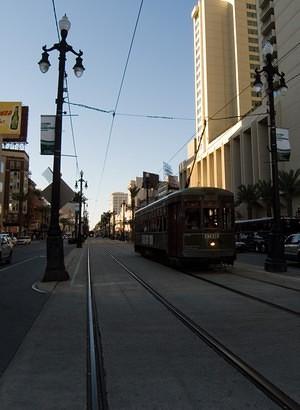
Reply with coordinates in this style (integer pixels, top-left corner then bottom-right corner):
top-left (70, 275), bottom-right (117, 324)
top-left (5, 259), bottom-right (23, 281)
top-left (0, 240), bottom-right (76, 375)
top-left (236, 250), bottom-right (300, 275)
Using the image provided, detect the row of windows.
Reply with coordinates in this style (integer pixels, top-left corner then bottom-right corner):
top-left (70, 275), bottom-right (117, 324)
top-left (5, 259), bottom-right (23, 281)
top-left (249, 37), bottom-right (258, 44)
top-left (250, 54), bottom-right (260, 61)
top-left (248, 28), bottom-right (258, 35)
top-left (248, 20), bottom-right (257, 27)
top-left (247, 3), bottom-right (256, 10)
top-left (249, 46), bottom-right (259, 52)
top-left (247, 11), bottom-right (257, 18)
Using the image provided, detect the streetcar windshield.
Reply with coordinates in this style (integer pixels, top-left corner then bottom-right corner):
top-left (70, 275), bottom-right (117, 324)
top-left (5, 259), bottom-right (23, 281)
top-left (203, 208), bottom-right (219, 228)
top-left (185, 208), bottom-right (201, 231)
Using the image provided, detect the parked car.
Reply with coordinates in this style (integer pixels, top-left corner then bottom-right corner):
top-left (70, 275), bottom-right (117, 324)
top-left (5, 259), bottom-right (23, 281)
top-left (0, 233), bottom-right (15, 248)
top-left (0, 234), bottom-right (13, 263)
top-left (16, 236), bottom-right (32, 245)
top-left (284, 233), bottom-right (300, 261)
top-left (239, 232), bottom-right (268, 253)
top-left (235, 240), bottom-right (248, 252)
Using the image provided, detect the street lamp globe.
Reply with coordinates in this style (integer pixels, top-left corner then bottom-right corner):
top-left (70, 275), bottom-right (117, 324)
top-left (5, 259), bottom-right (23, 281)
top-left (73, 55), bottom-right (85, 78)
top-left (59, 14), bottom-right (71, 32)
top-left (262, 41), bottom-right (274, 60)
top-left (38, 51), bottom-right (51, 73)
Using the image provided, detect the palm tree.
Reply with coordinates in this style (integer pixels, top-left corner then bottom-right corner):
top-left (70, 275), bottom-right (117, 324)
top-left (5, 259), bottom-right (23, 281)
top-left (236, 184), bottom-right (259, 219)
top-left (128, 184), bottom-right (140, 240)
top-left (257, 180), bottom-right (273, 217)
top-left (278, 169), bottom-right (300, 217)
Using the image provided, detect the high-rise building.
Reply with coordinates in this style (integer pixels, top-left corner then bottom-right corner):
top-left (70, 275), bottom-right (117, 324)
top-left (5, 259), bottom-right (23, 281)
top-left (110, 192), bottom-right (128, 215)
top-left (180, 0), bottom-right (300, 218)
top-left (192, 0), bottom-right (260, 150)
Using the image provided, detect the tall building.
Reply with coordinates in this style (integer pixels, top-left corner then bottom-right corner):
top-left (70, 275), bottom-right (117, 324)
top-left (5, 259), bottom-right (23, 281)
top-left (180, 0), bottom-right (300, 218)
top-left (192, 0), bottom-right (260, 151)
top-left (110, 192), bottom-right (128, 215)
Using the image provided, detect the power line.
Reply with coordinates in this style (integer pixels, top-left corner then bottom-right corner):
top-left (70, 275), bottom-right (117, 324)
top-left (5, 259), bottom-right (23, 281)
top-left (99, 0), bottom-right (144, 182)
top-left (92, 0), bottom-right (144, 223)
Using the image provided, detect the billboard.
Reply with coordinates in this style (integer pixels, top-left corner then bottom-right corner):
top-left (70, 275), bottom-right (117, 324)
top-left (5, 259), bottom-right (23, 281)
top-left (142, 172), bottom-right (159, 189)
top-left (41, 115), bottom-right (55, 155)
top-left (0, 102), bottom-right (22, 138)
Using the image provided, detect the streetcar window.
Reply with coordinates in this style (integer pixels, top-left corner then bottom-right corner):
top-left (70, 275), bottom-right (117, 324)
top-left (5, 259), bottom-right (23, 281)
top-left (203, 208), bottom-right (218, 228)
top-left (222, 207), bottom-right (232, 230)
top-left (185, 208), bottom-right (201, 230)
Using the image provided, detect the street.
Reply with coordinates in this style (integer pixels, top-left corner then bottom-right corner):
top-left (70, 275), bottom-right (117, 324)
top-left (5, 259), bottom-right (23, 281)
top-left (0, 240), bottom-right (75, 375)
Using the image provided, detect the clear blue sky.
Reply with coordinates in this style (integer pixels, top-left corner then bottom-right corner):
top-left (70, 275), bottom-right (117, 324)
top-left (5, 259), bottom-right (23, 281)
top-left (0, 0), bottom-right (196, 227)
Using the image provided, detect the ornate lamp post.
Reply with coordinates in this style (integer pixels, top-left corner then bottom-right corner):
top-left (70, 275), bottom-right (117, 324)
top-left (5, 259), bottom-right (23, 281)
top-left (39, 15), bottom-right (85, 281)
top-left (253, 41), bottom-right (288, 273)
top-left (122, 200), bottom-right (127, 241)
top-left (75, 171), bottom-right (88, 248)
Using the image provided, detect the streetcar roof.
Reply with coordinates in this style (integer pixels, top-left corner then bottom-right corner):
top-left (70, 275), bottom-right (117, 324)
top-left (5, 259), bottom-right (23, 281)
top-left (135, 187), bottom-right (233, 214)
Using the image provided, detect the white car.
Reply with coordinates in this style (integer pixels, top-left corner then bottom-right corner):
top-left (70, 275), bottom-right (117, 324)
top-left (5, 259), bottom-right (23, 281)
top-left (0, 234), bottom-right (13, 263)
top-left (16, 236), bottom-right (32, 245)
top-left (284, 233), bottom-right (300, 261)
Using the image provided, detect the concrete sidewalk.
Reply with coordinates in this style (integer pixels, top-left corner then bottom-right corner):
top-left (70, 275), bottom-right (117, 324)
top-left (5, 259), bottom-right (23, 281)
top-left (0, 247), bottom-right (87, 410)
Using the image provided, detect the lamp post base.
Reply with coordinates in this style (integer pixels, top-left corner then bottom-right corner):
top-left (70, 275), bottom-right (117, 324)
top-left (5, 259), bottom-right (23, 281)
top-left (43, 234), bottom-right (69, 282)
top-left (264, 257), bottom-right (287, 273)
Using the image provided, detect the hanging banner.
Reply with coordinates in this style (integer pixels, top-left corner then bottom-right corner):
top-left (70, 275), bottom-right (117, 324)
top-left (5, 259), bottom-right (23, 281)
top-left (41, 115), bottom-right (55, 155)
top-left (0, 102), bottom-right (22, 137)
top-left (276, 128), bottom-right (290, 162)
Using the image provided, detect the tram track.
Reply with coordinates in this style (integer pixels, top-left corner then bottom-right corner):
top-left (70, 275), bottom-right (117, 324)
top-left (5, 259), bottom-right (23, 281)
top-left (87, 248), bottom-right (109, 410)
top-left (181, 269), bottom-right (300, 317)
top-left (108, 252), bottom-right (300, 410)
top-left (232, 271), bottom-right (300, 293)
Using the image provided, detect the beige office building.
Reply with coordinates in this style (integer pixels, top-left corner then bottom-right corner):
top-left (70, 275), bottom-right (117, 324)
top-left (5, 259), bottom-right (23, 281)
top-left (180, 0), bottom-right (300, 217)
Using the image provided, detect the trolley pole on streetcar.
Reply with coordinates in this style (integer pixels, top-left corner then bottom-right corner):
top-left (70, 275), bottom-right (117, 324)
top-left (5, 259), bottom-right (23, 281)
top-left (253, 41), bottom-right (287, 273)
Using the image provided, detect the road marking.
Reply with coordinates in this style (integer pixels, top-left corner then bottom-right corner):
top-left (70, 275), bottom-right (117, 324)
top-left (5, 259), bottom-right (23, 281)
top-left (0, 256), bottom-right (44, 272)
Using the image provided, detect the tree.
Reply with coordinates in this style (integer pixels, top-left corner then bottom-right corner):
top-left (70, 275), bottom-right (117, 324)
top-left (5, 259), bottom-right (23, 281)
top-left (236, 184), bottom-right (259, 219)
top-left (128, 184), bottom-right (140, 240)
top-left (278, 169), bottom-right (300, 217)
top-left (257, 180), bottom-right (273, 217)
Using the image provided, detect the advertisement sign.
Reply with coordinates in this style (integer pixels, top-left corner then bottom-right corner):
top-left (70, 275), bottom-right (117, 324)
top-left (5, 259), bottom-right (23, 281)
top-left (142, 172), bottom-right (159, 189)
top-left (41, 115), bottom-right (56, 155)
top-left (0, 102), bottom-right (22, 137)
top-left (276, 128), bottom-right (290, 162)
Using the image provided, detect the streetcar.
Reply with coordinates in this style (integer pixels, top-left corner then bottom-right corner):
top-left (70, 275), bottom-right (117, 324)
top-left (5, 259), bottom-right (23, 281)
top-left (134, 187), bottom-right (236, 266)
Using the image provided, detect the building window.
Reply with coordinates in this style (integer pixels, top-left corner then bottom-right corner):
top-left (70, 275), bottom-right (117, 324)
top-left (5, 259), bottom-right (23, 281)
top-left (247, 3), bottom-right (256, 10)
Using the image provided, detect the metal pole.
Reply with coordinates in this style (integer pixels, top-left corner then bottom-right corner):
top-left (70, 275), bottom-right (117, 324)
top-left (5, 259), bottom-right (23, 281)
top-left (77, 171), bottom-right (83, 248)
top-left (43, 34), bottom-right (69, 282)
top-left (264, 54), bottom-right (287, 272)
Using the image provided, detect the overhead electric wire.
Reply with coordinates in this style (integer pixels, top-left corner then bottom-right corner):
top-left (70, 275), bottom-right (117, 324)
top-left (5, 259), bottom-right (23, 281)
top-left (92, 0), bottom-right (144, 222)
top-left (98, 0), bottom-right (144, 184)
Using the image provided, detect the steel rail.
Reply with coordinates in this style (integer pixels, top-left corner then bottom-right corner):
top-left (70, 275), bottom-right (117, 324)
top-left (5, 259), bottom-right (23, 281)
top-left (111, 254), bottom-right (300, 410)
top-left (87, 247), bottom-right (109, 410)
top-left (232, 271), bottom-right (300, 293)
top-left (183, 271), bottom-right (300, 317)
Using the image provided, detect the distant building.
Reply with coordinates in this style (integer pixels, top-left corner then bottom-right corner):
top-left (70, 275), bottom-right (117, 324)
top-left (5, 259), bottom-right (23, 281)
top-left (110, 192), bottom-right (128, 214)
top-left (2, 148), bottom-right (29, 234)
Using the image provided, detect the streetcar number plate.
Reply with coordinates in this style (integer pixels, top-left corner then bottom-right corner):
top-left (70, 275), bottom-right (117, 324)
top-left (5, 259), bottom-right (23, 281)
top-left (204, 233), bottom-right (219, 239)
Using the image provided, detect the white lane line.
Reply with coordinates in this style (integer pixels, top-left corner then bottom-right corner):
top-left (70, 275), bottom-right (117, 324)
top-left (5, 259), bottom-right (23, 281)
top-left (0, 256), bottom-right (44, 272)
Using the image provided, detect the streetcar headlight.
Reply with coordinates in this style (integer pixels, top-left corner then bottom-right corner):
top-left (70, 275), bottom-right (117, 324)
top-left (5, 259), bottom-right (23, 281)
top-left (209, 241), bottom-right (216, 247)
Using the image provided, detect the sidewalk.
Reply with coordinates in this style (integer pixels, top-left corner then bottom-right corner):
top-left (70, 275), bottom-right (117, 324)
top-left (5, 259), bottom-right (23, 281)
top-left (0, 247), bottom-right (87, 410)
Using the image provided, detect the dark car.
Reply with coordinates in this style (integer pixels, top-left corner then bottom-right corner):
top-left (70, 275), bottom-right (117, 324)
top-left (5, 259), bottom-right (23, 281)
top-left (239, 232), bottom-right (268, 253)
top-left (235, 240), bottom-right (248, 252)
